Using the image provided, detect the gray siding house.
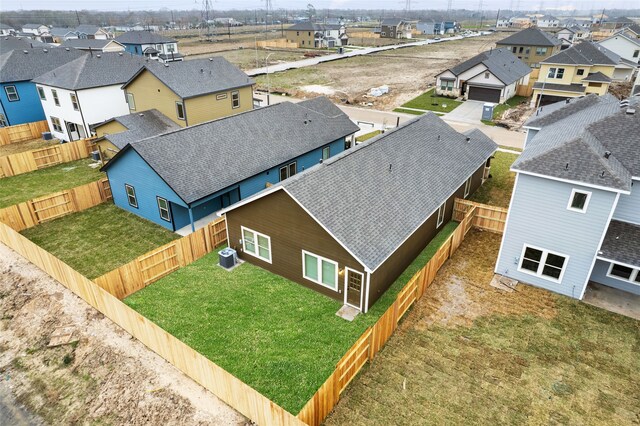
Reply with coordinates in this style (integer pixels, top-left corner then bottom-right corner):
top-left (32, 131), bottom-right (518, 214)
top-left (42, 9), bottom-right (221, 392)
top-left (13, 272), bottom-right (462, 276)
top-left (496, 94), bottom-right (640, 299)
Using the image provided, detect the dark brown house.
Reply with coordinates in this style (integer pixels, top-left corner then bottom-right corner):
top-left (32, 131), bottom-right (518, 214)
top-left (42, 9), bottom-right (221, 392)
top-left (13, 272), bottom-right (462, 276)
top-left (220, 113), bottom-right (497, 312)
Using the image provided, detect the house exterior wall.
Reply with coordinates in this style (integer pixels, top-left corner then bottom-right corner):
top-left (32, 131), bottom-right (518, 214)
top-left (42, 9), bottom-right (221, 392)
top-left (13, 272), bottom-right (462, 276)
top-left (38, 84), bottom-right (85, 141)
top-left (368, 163), bottom-right (487, 308)
top-left (590, 259), bottom-right (640, 295)
top-left (107, 148), bottom-right (188, 230)
top-left (612, 179), bottom-right (640, 224)
top-left (0, 81), bottom-right (45, 126)
top-left (285, 30), bottom-right (315, 47)
top-left (495, 173), bottom-right (618, 299)
top-left (225, 189), bottom-right (366, 301)
top-left (76, 86), bottom-right (129, 132)
top-left (497, 43), bottom-right (561, 67)
top-left (598, 36), bottom-right (640, 63)
top-left (183, 86), bottom-right (253, 125)
top-left (124, 71), bottom-right (183, 126)
top-left (94, 120), bottom-right (127, 137)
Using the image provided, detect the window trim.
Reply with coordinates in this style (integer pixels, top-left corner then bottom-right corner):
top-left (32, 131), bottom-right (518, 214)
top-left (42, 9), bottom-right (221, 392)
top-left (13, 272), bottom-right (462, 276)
top-left (606, 262), bottom-right (640, 285)
top-left (301, 250), bottom-right (339, 291)
top-left (125, 184), bottom-right (138, 208)
top-left (436, 201), bottom-right (446, 228)
top-left (322, 145), bottom-right (330, 161)
top-left (126, 92), bottom-right (136, 111)
top-left (279, 161), bottom-right (297, 181)
top-left (566, 188), bottom-right (591, 213)
top-left (463, 176), bottom-right (472, 198)
top-left (157, 197), bottom-right (171, 222)
top-left (50, 116), bottom-right (63, 132)
top-left (70, 93), bottom-right (79, 111)
top-left (52, 89), bottom-right (60, 106)
top-left (4, 85), bottom-right (19, 102)
top-left (36, 85), bottom-right (46, 100)
top-left (241, 226), bottom-right (272, 263)
top-left (176, 101), bottom-right (185, 120)
top-left (231, 90), bottom-right (240, 109)
top-left (517, 244), bottom-right (569, 283)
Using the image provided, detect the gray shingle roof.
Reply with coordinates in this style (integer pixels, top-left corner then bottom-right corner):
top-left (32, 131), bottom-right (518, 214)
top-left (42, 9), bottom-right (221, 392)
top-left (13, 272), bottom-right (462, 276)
top-left (599, 221), bottom-right (640, 268)
top-left (98, 109), bottom-right (179, 149)
top-left (123, 57), bottom-right (253, 99)
top-left (514, 94), bottom-right (640, 191)
top-left (104, 97), bottom-right (359, 204)
top-left (448, 48), bottom-right (531, 86)
top-left (497, 28), bottom-right (561, 47)
top-left (0, 36), bottom-right (49, 54)
top-left (50, 27), bottom-right (75, 36)
top-left (32, 52), bottom-right (150, 90)
top-left (381, 18), bottom-right (405, 26)
top-left (61, 39), bottom-right (121, 50)
top-left (75, 24), bottom-right (103, 35)
top-left (115, 30), bottom-right (175, 44)
top-left (22, 24), bottom-right (45, 29)
top-left (286, 22), bottom-right (342, 31)
top-left (543, 41), bottom-right (618, 65)
top-left (280, 113), bottom-right (497, 271)
top-left (532, 82), bottom-right (586, 93)
top-left (582, 71), bottom-right (611, 83)
top-left (0, 47), bottom-right (85, 83)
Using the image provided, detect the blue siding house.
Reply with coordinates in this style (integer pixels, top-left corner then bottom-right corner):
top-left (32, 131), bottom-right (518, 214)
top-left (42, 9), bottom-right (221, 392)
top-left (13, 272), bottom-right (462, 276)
top-left (496, 94), bottom-right (640, 302)
top-left (114, 31), bottom-right (183, 63)
top-left (102, 97), bottom-right (359, 234)
top-left (0, 47), bottom-right (85, 126)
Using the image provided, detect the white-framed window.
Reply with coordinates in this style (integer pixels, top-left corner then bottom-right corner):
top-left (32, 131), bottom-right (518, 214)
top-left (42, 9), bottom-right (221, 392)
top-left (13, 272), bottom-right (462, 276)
top-left (576, 68), bottom-right (585, 76)
top-left (36, 86), bottom-right (46, 100)
top-left (322, 146), bottom-right (330, 160)
top-left (440, 80), bottom-right (454, 91)
top-left (156, 43), bottom-right (163, 51)
top-left (463, 176), bottom-right (472, 198)
top-left (241, 226), bottom-right (271, 263)
top-left (4, 85), bottom-right (18, 101)
top-left (176, 101), bottom-right (185, 120)
top-left (547, 67), bottom-right (565, 79)
top-left (231, 90), bottom-right (240, 109)
top-left (70, 93), bottom-right (79, 111)
top-left (518, 245), bottom-right (568, 283)
top-left (279, 162), bottom-right (296, 181)
top-left (157, 197), bottom-right (171, 222)
top-left (50, 116), bottom-right (62, 132)
top-left (302, 250), bottom-right (339, 291)
top-left (52, 89), bottom-right (60, 106)
top-left (126, 93), bottom-right (136, 111)
top-left (125, 184), bottom-right (138, 208)
top-left (607, 263), bottom-right (640, 285)
top-left (566, 189), bottom-right (591, 213)
top-left (167, 43), bottom-right (175, 53)
top-left (436, 201), bottom-right (446, 228)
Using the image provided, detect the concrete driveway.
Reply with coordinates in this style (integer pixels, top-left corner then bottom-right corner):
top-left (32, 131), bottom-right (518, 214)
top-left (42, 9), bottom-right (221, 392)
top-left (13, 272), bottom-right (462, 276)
top-left (444, 100), bottom-right (486, 124)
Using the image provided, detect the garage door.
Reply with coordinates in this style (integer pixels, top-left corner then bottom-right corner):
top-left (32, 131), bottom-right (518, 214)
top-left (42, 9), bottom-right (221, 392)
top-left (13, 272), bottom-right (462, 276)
top-left (468, 86), bottom-right (501, 103)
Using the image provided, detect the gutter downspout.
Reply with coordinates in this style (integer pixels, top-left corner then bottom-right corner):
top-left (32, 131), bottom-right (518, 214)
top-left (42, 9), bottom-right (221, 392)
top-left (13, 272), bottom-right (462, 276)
top-left (363, 270), bottom-right (371, 313)
top-left (188, 206), bottom-right (195, 233)
top-left (75, 89), bottom-right (90, 139)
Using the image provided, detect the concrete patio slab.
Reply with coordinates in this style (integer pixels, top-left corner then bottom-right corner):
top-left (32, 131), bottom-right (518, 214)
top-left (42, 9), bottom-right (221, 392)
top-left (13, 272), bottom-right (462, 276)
top-left (583, 282), bottom-right (640, 320)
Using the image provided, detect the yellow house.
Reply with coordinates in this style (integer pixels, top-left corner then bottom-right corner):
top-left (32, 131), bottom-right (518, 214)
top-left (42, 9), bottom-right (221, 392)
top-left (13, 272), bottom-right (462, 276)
top-left (93, 109), bottom-right (179, 162)
top-left (531, 42), bottom-right (617, 106)
top-left (122, 57), bottom-right (255, 127)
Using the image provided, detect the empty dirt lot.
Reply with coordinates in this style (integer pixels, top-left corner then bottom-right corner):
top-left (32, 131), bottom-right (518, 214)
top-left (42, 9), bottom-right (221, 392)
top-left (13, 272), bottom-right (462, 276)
top-left (0, 243), bottom-right (245, 425)
top-left (325, 230), bottom-right (640, 425)
top-left (253, 33), bottom-right (504, 109)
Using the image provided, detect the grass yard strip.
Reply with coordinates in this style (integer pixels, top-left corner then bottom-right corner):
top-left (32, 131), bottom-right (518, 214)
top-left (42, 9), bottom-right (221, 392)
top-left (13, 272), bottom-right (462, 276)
top-left (399, 89), bottom-right (462, 113)
top-left (0, 138), bottom-right (59, 157)
top-left (0, 159), bottom-right (104, 209)
top-left (21, 203), bottom-right (179, 279)
top-left (469, 151), bottom-right (519, 208)
top-left (124, 222), bottom-right (458, 413)
top-left (325, 231), bottom-right (640, 425)
top-left (355, 130), bottom-right (381, 142)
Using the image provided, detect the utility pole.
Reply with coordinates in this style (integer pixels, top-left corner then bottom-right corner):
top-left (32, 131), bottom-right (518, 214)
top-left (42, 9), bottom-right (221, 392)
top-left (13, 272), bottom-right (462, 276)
top-left (75, 10), bottom-right (81, 25)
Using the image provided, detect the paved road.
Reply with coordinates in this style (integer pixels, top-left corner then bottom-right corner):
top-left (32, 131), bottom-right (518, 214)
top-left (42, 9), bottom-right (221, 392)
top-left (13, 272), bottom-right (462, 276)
top-left (253, 93), bottom-right (525, 149)
top-left (245, 33), bottom-right (482, 76)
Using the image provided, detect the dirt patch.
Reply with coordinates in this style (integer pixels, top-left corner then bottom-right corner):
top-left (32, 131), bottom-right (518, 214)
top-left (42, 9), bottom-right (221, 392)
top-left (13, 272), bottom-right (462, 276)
top-left (608, 80), bottom-right (633, 100)
top-left (0, 243), bottom-right (246, 425)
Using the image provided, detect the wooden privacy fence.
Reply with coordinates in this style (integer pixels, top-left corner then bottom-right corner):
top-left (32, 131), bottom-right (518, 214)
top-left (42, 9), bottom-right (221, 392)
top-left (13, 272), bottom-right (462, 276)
top-left (453, 198), bottom-right (507, 233)
top-left (0, 137), bottom-right (96, 178)
top-left (298, 200), bottom-right (480, 425)
top-left (95, 218), bottom-right (228, 299)
top-left (0, 221), bottom-right (304, 426)
top-left (0, 120), bottom-right (49, 145)
top-left (0, 178), bottom-right (111, 231)
top-left (257, 39), bottom-right (298, 48)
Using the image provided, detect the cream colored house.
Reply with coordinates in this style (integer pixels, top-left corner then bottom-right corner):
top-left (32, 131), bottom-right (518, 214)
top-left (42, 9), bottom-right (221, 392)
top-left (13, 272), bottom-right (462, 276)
top-left (532, 42), bottom-right (617, 106)
top-left (122, 57), bottom-right (255, 127)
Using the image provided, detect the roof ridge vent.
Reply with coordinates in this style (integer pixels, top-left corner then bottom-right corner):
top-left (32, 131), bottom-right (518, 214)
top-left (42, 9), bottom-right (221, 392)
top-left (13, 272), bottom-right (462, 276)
top-left (619, 99), bottom-right (630, 108)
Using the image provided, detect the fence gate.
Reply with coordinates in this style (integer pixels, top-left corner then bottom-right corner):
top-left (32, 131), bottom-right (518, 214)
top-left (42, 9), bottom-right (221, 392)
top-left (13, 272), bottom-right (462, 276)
top-left (100, 178), bottom-right (112, 201)
top-left (31, 192), bottom-right (73, 223)
top-left (32, 146), bottom-right (62, 169)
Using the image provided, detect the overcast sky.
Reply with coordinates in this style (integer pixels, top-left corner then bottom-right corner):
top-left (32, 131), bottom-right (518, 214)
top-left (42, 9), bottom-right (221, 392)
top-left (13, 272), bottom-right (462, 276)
top-left (1, 0), bottom-right (638, 12)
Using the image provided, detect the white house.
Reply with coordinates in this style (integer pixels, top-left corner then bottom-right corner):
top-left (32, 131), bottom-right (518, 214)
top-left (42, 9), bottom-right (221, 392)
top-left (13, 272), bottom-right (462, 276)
top-left (21, 24), bottom-right (49, 35)
top-left (0, 24), bottom-right (14, 36)
top-left (536, 15), bottom-right (560, 28)
top-left (496, 17), bottom-right (510, 28)
top-left (435, 48), bottom-right (531, 103)
top-left (598, 32), bottom-right (640, 65)
top-left (557, 26), bottom-right (591, 43)
top-left (75, 25), bottom-right (112, 40)
top-left (32, 52), bottom-right (150, 142)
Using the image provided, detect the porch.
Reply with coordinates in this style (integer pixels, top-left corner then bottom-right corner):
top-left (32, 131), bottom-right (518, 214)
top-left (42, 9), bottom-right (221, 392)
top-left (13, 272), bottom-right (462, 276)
top-left (583, 282), bottom-right (640, 320)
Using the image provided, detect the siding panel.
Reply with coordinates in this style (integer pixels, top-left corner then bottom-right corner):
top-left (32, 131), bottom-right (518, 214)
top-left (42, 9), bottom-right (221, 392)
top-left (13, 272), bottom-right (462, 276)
top-left (612, 181), bottom-right (640, 224)
top-left (590, 259), bottom-right (640, 295)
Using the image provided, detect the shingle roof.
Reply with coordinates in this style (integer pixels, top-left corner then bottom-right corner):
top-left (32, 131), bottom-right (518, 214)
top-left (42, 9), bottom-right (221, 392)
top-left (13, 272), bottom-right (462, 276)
top-left (274, 113), bottom-right (497, 271)
top-left (599, 221), bottom-right (640, 268)
top-left (123, 57), bottom-right (253, 99)
top-left (381, 18), bottom-right (405, 26)
top-left (61, 39), bottom-right (121, 49)
top-left (32, 52), bottom-right (150, 90)
top-left (0, 36), bottom-right (50, 54)
top-left (0, 47), bottom-right (85, 83)
top-left (626, 23), bottom-right (640, 35)
top-left (286, 22), bottom-right (342, 31)
top-left (582, 71), bottom-right (611, 83)
top-left (50, 27), bottom-right (75, 36)
top-left (22, 24), bottom-right (46, 29)
top-left (103, 97), bottom-right (359, 204)
top-left (514, 94), bottom-right (640, 191)
top-left (532, 82), bottom-right (587, 93)
top-left (543, 41), bottom-right (618, 65)
top-left (0, 24), bottom-right (13, 30)
top-left (98, 109), bottom-right (179, 149)
top-left (75, 24), bottom-right (103, 35)
top-left (448, 48), bottom-right (531, 86)
top-left (115, 30), bottom-right (175, 44)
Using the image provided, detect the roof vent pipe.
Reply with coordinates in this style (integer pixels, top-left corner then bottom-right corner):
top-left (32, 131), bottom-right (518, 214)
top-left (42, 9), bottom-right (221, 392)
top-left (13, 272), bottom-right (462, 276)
top-left (466, 137), bottom-right (471, 142)
top-left (604, 151), bottom-right (611, 159)
top-left (626, 108), bottom-right (636, 115)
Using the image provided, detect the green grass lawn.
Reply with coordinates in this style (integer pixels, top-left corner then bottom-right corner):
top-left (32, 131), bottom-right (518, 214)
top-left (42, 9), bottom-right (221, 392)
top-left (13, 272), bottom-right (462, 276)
top-left (398, 89), bottom-right (462, 113)
top-left (0, 159), bottom-right (104, 209)
top-left (355, 130), bottom-right (381, 142)
top-left (21, 203), bottom-right (179, 279)
top-left (125, 222), bottom-right (459, 413)
top-left (469, 151), bottom-right (519, 208)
